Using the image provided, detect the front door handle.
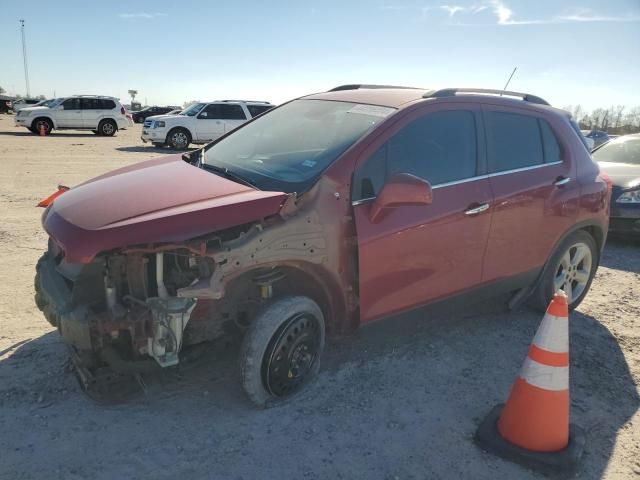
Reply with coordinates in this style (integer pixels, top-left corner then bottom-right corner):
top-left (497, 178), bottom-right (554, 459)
top-left (464, 203), bottom-right (490, 215)
top-left (553, 176), bottom-right (571, 187)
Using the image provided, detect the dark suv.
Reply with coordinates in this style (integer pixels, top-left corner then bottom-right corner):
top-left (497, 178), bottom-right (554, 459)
top-left (131, 106), bottom-right (179, 123)
top-left (35, 85), bottom-right (609, 407)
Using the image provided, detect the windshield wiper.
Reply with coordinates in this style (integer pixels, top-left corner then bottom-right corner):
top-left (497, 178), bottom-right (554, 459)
top-left (201, 163), bottom-right (260, 189)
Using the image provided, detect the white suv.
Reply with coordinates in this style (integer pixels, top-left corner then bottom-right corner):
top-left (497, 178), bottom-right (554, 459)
top-left (14, 95), bottom-right (133, 136)
top-left (141, 100), bottom-right (273, 149)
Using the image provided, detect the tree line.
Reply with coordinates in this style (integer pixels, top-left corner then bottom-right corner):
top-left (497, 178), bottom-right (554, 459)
top-left (564, 105), bottom-right (640, 135)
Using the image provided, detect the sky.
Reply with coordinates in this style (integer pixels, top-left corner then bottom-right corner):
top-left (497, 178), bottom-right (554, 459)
top-left (1, 0), bottom-right (639, 110)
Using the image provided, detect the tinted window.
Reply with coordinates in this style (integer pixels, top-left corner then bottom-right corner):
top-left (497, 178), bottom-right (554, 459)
top-left (62, 98), bottom-right (80, 110)
top-left (220, 104), bottom-right (247, 120)
top-left (247, 105), bottom-right (273, 117)
top-left (539, 119), bottom-right (562, 163)
top-left (102, 99), bottom-right (116, 109)
top-left (200, 104), bottom-right (221, 118)
top-left (80, 98), bottom-right (98, 109)
top-left (353, 110), bottom-right (477, 200)
top-left (487, 111), bottom-right (544, 172)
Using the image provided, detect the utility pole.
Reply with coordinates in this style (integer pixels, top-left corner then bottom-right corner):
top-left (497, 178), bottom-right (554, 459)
top-left (20, 19), bottom-right (31, 98)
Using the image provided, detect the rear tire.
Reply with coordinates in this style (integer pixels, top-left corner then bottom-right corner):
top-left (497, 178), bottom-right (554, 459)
top-left (166, 128), bottom-right (191, 150)
top-left (529, 230), bottom-right (598, 312)
top-left (98, 119), bottom-right (117, 136)
top-left (240, 296), bottom-right (325, 408)
top-left (32, 118), bottom-right (53, 135)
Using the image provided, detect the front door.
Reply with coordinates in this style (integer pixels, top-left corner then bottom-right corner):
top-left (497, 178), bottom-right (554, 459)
top-left (195, 104), bottom-right (226, 141)
top-left (480, 105), bottom-right (579, 284)
top-left (57, 98), bottom-right (82, 128)
top-left (352, 105), bottom-right (494, 322)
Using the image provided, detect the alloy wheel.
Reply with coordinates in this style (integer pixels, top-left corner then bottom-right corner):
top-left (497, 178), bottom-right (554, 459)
top-left (172, 131), bottom-right (188, 149)
top-left (554, 242), bottom-right (592, 304)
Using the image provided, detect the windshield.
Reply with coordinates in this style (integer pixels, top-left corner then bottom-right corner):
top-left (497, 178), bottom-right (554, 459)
top-left (593, 137), bottom-right (640, 165)
top-left (183, 103), bottom-right (205, 116)
top-left (47, 98), bottom-right (64, 108)
top-left (203, 99), bottom-right (395, 193)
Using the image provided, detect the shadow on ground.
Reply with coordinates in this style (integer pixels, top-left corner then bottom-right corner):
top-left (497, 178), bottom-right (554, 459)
top-left (0, 131), bottom-right (98, 138)
top-left (115, 146), bottom-right (196, 153)
top-left (600, 236), bottom-right (640, 272)
top-left (0, 294), bottom-right (636, 479)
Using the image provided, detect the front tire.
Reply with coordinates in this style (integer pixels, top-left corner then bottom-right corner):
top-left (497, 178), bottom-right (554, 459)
top-left (240, 296), bottom-right (325, 408)
top-left (166, 128), bottom-right (191, 150)
top-left (98, 119), bottom-right (117, 136)
top-left (32, 118), bottom-right (53, 135)
top-left (530, 230), bottom-right (598, 312)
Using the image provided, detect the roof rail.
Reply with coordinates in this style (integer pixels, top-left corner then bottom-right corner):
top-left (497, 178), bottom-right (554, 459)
top-left (423, 88), bottom-right (549, 105)
top-left (219, 99), bottom-right (272, 104)
top-left (329, 84), bottom-right (419, 92)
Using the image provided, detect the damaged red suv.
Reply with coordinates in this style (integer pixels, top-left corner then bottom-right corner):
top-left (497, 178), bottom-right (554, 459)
top-left (35, 85), bottom-right (610, 406)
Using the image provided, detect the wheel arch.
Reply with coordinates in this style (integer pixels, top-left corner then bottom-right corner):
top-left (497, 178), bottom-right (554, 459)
top-left (223, 261), bottom-right (349, 336)
top-left (166, 125), bottom-right (193, 143)
top-left (31, 115), bottom-right (56, 129)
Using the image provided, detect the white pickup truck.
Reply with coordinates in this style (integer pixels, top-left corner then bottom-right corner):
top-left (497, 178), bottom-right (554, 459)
top-left (141, 100), bottom-right (273, 149)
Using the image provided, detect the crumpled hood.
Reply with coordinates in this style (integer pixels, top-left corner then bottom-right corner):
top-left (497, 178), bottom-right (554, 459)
top-left (598, 162), bottom-right (640, 189)
top-left (44, 155), bottom-right (287, 262)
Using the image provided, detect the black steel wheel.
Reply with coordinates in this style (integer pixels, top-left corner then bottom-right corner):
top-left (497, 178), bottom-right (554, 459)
top-left (240, 296), bottom-right (325, 407)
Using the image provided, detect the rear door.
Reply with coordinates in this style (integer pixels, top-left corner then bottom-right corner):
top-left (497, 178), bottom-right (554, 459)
top-left (481, 105), bottom-right (579, 284)
top-left (80, 98), bottom-right (100, 128)
top-left (194, 103), bottom-right (225, 141)
top-left (57, 98), bottom-right (82, 127)
top-left (352, 103), bottom-right (494, 322)
top-left (221, 104), bottom-right (248, 133)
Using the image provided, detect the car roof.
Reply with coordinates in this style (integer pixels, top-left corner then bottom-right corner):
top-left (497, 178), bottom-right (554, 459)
top-left (303, 85), bottom-right (567, 116)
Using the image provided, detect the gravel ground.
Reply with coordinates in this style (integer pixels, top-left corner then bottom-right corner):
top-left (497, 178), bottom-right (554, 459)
top-left (0, 115), bottom-right (638, 480)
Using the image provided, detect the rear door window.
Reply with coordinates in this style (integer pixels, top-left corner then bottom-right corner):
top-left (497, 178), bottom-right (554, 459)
top-left (485, 111), bottom-right (544, 172)
top-left (538, 119), bottom-right (562, 163)
top-left (247, 105), bottom-right (273, 117)
top-left (353, 110), bottom-right (478, 201)
top-left (220, 104), bottom-right (247, 120)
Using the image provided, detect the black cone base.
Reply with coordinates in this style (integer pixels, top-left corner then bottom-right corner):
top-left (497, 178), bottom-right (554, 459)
top-left (475, 404), bottom-right (585, 477)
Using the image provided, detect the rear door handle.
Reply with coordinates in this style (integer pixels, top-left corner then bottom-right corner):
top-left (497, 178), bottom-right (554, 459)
top-left (553, 176), bottom-right (571, 187)
top-left (464, 203), bottom-right (490, 215)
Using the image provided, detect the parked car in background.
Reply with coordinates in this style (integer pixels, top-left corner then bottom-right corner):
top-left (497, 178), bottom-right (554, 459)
top-left (141, 100), bottom-right (274, 149)
top-left (35, 85), bottom-right (609, 406)
top-left (14, 95), bottom-right (133, 136)
top-left (0, 95), bottom-right (14, 114)
top-left (131, 106), bottom-right (180, 124)
top-left (593, 134), bottom-right (640, 235)
top-left (11, 98), bottom-right (41, 112)
top-left (586, 129), bottom-right (611, 148)
top-left (580, 129), bottom-right (595, 150)
top-left (166, 108), bottom-right (182, 115)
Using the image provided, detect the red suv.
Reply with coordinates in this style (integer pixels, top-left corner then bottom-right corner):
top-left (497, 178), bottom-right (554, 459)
top-left (35, 85), bottom-right (610, 406)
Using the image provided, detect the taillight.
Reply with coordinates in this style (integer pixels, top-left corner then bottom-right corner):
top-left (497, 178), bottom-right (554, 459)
top-left (121, 106), bottom-right (126, 114)
top-left (599, 172), bottom-right (613, 194)
top-left (37, 185), bottom-right (69, 207)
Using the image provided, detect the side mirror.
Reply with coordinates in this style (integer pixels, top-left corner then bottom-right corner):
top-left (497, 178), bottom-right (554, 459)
top-left (198, 111), bottom-right (208, 118)
top-left (369, 173), bottom-right (433, 223)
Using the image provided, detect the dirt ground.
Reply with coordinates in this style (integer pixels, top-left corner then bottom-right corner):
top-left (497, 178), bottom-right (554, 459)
top-left (0, 114), bottom-right (638, 480)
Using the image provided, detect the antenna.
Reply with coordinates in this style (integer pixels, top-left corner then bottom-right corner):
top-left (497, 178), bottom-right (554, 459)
top-left (19, 19), bottom-right (31, 98)
top-left (502, 66), bottom-right (517, 93)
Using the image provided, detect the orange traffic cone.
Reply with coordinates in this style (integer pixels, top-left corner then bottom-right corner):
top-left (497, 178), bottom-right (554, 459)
top-left (475, 291), bottom-right (585, 475)
top-left (39, 122), bottom-right (45, 136)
